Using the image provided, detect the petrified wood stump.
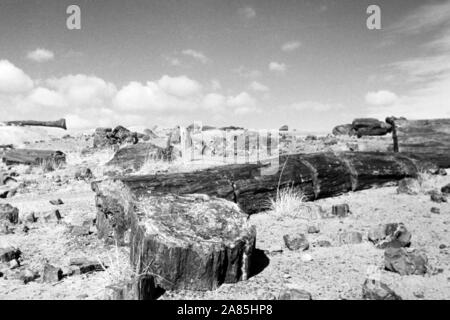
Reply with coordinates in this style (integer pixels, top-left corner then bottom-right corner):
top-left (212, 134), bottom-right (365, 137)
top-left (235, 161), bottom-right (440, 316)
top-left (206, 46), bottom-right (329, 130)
top-left (93, 179), bottom-right (256, 291)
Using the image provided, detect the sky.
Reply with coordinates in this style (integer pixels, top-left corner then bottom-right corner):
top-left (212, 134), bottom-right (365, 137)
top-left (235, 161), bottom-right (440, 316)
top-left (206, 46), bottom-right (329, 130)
top-left (0, 0), bottom-right (449, 132)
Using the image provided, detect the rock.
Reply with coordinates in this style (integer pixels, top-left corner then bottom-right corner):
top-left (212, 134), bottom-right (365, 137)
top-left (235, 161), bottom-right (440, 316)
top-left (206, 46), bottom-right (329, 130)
top-left (362, 279), bottom-right (402, 300)
top-left (279, 125), bottom-right (289, 132)
top-left (93, 126), bottom-right (138, 148)
top-left (332, 204), bottom-right (350, 217)
top-left (338, 231), bottom-right (363, 245)
top-left (74, 167), bottom-right (94, 181)
top-left (438, 169), bottom-right (447, 176)
top-left (69, 258), bottom-right (104, 274)
top-left (283, 233), bottom-right (309, 251)
top-left (397, 178), bottom-right (420, 195)
top-left (439, 244), bottom-right (446, 249)
top-left (352, 118), bottom-right (392, 137)
top-left (430, 191), bottom-right (447, 203)
top-left (69, 225), bottom-right (91, 236)
top-left (314, 240), bottom-right (332, 247)
top-left (25, 212), bottom-right (37, 223)
top-left (53, 209), bottom-right (62, 221)
top-left (42, 264), bottom-right (63, 283)
top-left (9, 259), bottom-right (19, 269)
top-left (0, 203), bottom-right (19, 224)
top-left (0, 221), bottom-right (14, 235)
top-left (19, 269), bottom-right (37, 284)
top-left (431, 207), bottom-right (441, 214)
top-left (332, 124), bottom-right (355, 136)
top-left (105, 276), bottom-right (161, 300)
top-left (0, 247), bottom-right (21, 263)
top-left (49, 199), bottom-right (64, 205)
top-left (384, 248), bottom-right (428, 276)
top-left (442, 183), bottom-right (450, 194)
top-left (307, 225), bottom-right (320, 234)
top-left (278, 286), bottom-right (312, 300)
top-left (368, 223), bottom-right (411, 249)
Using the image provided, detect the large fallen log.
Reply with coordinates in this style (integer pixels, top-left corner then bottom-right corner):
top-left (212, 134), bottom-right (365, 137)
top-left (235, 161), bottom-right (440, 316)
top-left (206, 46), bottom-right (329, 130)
top-left (387, 118), bottom-right (450, 168)
top-left (4, 119), bottom-right (67, 130)
top-left (93, 179), bottom-right (256, 293)
top-left (1, 149), bottom-right (66, 166)
top-left (93, 151), bottom-right (435, 217)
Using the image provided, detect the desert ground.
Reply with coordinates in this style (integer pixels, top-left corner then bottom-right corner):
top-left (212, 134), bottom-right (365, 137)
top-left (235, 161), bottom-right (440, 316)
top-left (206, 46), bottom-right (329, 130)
top-left (1, 125), bottom-right (449, 300)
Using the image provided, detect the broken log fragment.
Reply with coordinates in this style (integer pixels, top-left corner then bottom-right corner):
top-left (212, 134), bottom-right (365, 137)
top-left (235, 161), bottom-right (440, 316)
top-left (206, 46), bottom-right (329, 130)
top-left (93, 179), bottom-right (256, 291)
top-left (93, 151), bottom-right (431, 215)
top-left (0, 149), bottom-right (66, 166)
top-left (105, 143), bottom-right (176, 171)
top-left (4, 119), bottom-right (67, 130)
top-left (387, 118), bottom-right (450, 168)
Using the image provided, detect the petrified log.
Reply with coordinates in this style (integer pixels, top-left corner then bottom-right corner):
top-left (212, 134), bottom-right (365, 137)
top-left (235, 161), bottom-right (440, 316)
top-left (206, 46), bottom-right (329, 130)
top-left (1, 149), bottom-right (66, 166)
top-left (94, 151), bottom-right (430, 214)
top-left (332, 124), bottom-right (355, 136)
top-left (105, 143), bottom-right (176, 171)
top-left (387, 118), bottom-right (450, 168)
top-left (0, 145), bottom-right (14, 150)
top-left (92, 179), bottom-right (256, 292)
top-left (352, 118), bottom-right (392, 138)
top-left (4, 119), bottom-right (67, 130)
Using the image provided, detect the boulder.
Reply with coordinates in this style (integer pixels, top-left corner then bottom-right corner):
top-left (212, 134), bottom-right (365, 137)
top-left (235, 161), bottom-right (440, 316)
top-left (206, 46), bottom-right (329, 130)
top-left (362, 279), bottom-right (402, 300)
top-left (368, 223), bottom-right (411, 249)
top-left (278, 286), bottom-right (312, 300)
top-left (279, 125), bottom-right (289, 132)
top-left (442, 183), bottom-right (450, 194)
top-left (283, 233), bottom-right (309, 251)
top-left (75, 167), bottom-right (94, 181)
top-left (338, 231), bottom-right (363, 245)
top-left (93, 126), bottom-right (139, 149)
top-left (352, 118), bottom-right (392, 137)
top-left (332, 204), bottom-right (351, 217)
top-left (430, 190), bottom-right (447, 203)
top-left (0, 246), bottom-right (21, 263)
top-left (384, 248), bottom-right (428, 276)
top-left (0, 203), bottom-right (19, 224)
top-left (41, 263), bottom-right (63, 283)
top-left (49, 199), bottom-right (64, 205)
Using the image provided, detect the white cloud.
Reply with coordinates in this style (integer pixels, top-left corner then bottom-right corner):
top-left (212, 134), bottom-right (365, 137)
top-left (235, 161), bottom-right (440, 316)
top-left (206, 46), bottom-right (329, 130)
top-left (368, 2), bottom-right (450, 119)
top-left (269, 61), bottom-right (287, 73)
top-left (365, 90), bottom-right (399, 106)
top-left (181, 49), bottom-right (210, 64)
top-left (233, 66), bottom-right (261, 78)
top-left (0, 60), bottom-right (34, 93)
top-left (238, 7), bottom-right (256, 19)
top-left (27, 87), bottom-right (67, 108)
top-left (281, 41), bottom-right (301, 52)
top-left (26, 48), bottom-right (55, 63)
top-left (249, 81), bottom-right (269, 92)
top-left (202, 93), bottom-right (226, 110)
top-left (158, 75), bottom-right (202, 97)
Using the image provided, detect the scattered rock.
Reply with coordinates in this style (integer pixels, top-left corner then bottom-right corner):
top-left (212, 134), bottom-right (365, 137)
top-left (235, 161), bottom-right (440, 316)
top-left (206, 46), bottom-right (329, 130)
top-left (24, 212), bottom-right (37, 223)
top-left (439, 244), bottom-right (446, 250)
top-left (314, 240), bottom-right (332, 247)
top-left (332, 204), bottom-right (351, 217)
top-left (0, 247), bottom-right (21, 263)
top-left (368, 223), bottom-right (411, 249)
top-left (431, 207), bottom-right (441, 214)
top-left (362, 279), bottom-right (402, 300)
top-left (75, 167), bottom-right (94, 181)
top-left (430, 191), bottom-right (447, 203)
top-left (278, 286), bottom-right (312, 300)
top-left (283, 233), bottom-right (309, 251)
top-left (69, 258), bottom-right (105, 274)
top-left (300, 253), bottom-right (313, 262)
top-left (397, 178), bottom-right (420, 195)
top-left (53, 209), bottom-right (62, 221)
top-left (384, 248), bottom-right (428, 276)
top-left (49, 199), bottom-right (64, 205)
top-left (338, 231), bottom-right (363, 245)
top-left (441, 183), bottom-right (450, 194)
top-left (307, 225), bottom-right (320, 234)
top-left (93, 126), bottom-right (138, 149)
top-left (42, 263), bottom-right (63, 283)
top-left (69, 225), bottom-right (91, 236)
top-left (0, 203), bottom-right (19, 224)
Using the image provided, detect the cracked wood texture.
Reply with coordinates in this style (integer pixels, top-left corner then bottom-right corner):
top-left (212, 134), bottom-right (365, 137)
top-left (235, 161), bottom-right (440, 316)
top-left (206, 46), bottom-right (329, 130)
top-left (92, 179), bottom-right (256, 292)
top-left (93, 152), bottom-right (430, 215)
top-left (389, 118), bottom-right (450, 168)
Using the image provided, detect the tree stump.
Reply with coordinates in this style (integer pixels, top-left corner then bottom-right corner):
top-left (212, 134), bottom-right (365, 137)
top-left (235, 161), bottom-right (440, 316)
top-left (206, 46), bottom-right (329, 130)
top-left (93, 179), bottom-right (256, 292)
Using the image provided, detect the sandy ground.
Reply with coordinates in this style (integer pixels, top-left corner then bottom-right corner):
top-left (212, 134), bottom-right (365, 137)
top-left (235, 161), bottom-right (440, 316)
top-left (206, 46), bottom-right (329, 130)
top-left (1, 133), bottom-right (450, 300)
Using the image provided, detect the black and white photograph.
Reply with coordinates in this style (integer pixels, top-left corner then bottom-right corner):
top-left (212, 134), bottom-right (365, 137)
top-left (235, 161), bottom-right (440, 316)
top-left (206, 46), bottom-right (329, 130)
top-left (0, 0), bottom-right (450, 305)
